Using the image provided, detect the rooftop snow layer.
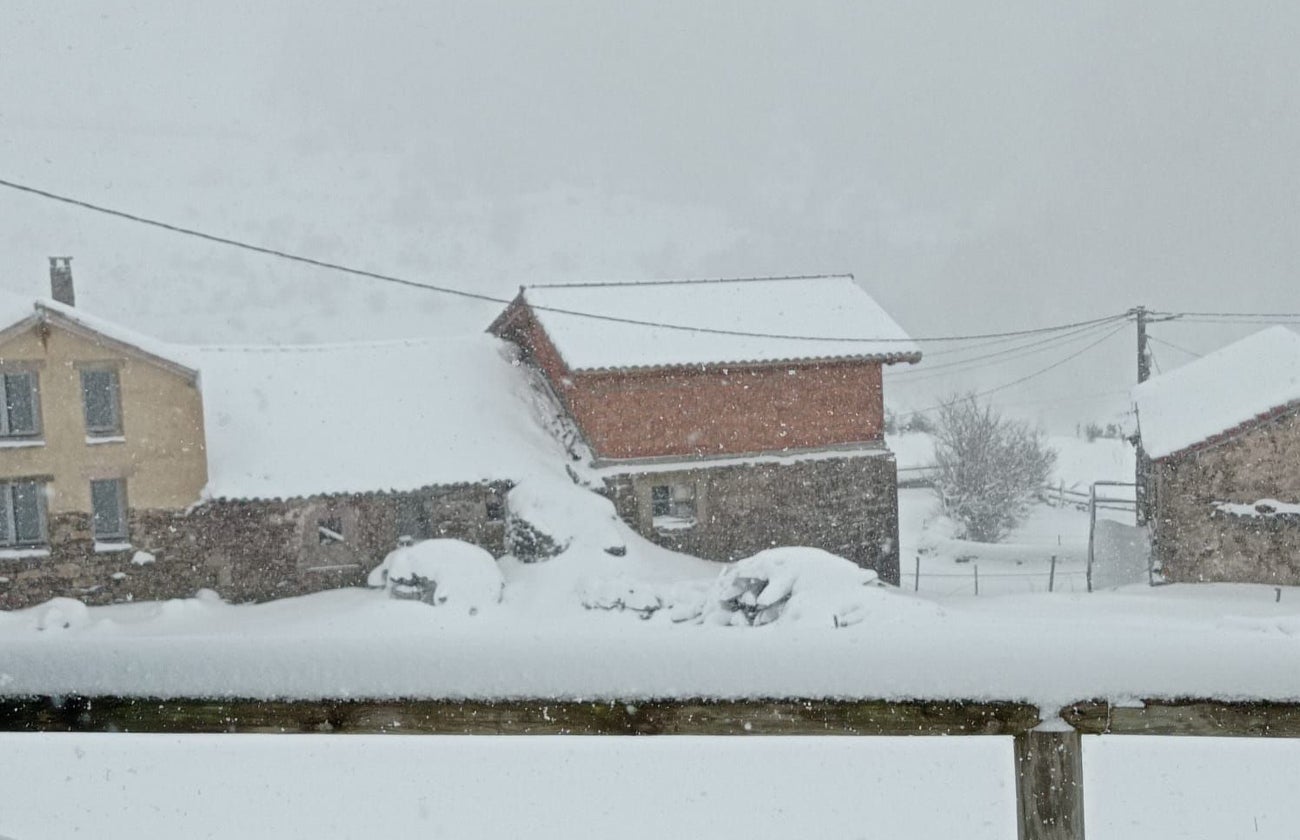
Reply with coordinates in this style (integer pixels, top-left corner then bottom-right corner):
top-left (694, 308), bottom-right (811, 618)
top-left (519, 275), bottom-right (920, 371)
top-left (1134, 326), bottom-right (1300, 460)
top-left (198, 335), bottom-right (570, 500)
top-left (37, 298), bottom-right (200, 372)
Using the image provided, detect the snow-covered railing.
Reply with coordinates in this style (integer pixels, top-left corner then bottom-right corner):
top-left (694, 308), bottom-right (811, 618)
top-left (4, 694), bottom-right (1299, 840)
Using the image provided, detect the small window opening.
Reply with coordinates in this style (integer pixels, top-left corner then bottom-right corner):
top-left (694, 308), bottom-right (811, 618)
top-left (91, 478), bottom-right (128, 542)
top-left (651, 483), bottom-right (697, 530)
top-left (318, 516), bottom-right (345, 545)
top-left (0, 479), bottom-right (47, 546)
top-left (0, 372), bottom-right (39, 437)
top-left (81, 368), bottom-right (122, 436)
top-left (485, 489), bottom-right (505, 522)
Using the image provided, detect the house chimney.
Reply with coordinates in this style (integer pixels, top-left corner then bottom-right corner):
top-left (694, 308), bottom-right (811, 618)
top-left (49, 257), bottom-right (75, 307)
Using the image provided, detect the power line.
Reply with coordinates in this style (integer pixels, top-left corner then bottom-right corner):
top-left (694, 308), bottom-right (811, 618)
top-left (1146, 335), bottom-right (1202, 358)
top-left (885, 317), bottom-right (1126, 383)
top-left (904, 323), bottom-right (1128, 414)
top-left (0, 175), bottom-right (1130, 344)
top-left (1169, 310), bottom-right (1300, 319)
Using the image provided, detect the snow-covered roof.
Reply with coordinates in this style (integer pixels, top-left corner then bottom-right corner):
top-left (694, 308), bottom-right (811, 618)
top-left (36, 299), bottom-right (199, 374)
top-left (1134, 326), bottom-right (1300, 460)
top-left (198, 335), bottom-right (570, 500)
top-left (510, 275), bottom-right (921, 372)
top-left (0, 294), bottom-right (198, 375)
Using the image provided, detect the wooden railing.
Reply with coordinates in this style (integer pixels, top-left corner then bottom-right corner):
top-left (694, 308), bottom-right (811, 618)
top-left (4, 694), bottom-right (1297, 839)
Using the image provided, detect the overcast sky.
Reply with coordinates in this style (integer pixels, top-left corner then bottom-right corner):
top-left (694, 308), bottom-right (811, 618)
top-left (2, 1), bottom-right (1297, 429)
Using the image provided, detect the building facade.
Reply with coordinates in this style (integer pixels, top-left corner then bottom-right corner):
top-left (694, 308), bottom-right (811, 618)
top-left (491, 276), bottom-right (920, 584)
top-left (1135, 326), bottom-right (1300, 584)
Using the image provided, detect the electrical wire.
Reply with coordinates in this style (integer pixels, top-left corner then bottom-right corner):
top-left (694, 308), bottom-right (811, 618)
top-left (0, 175), bottom-right (1132, 344)
top-left (903, 323), bottom-right (1129, 415)
top-left (1147, 335), bottom-right (1202, 358)
top-left (886, 317), bottom-right (1127, 383)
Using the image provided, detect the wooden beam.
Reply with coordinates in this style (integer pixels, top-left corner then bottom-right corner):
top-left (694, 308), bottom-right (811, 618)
top-left (1014, 728), bottom-right (1085, 840)
top-left (0, 696), bottom-right (1039, 736)
top-left (1064, 699), bottom-right (1300, 737)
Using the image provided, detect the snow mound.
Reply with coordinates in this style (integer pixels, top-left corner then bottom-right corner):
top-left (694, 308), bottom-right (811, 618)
top-left (31, 597), bottom-right (91, 632)
top-left (368, 539), bottom-right (504, 614)
top-left (700, 547), bottom-right (902, 628)
top-left (505, 477), bottom-right (626, 561)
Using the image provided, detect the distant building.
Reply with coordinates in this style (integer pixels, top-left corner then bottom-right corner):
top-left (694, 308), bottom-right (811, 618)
top-left (490, 276), bottom-right (920, 583)
top-left (0, 260), bottom-right (548, 609)
top-left (0, 264), bottom-right (919, 609)
top-left (1134, 326), bottom-right (1300, 583)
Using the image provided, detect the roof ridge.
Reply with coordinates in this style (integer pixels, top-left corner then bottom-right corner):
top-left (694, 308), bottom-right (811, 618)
top-left (525, 273), bottom-right (853, 290)
top-left (194, 334), bottom-right (486, 354)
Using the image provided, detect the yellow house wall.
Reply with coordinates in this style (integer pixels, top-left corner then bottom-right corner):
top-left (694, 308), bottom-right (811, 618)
top-left (0, 320), bottom-right (207, 514)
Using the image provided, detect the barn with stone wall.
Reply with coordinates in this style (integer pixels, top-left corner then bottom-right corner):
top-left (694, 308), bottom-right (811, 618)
top-left (491, 275), bottom-right (919, 584)
top-left (1135, 326), bottom-right (1300, 584)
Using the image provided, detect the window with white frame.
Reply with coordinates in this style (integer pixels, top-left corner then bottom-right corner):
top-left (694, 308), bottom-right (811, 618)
top-left (90, 478), bottom-right (128, 542)
top-left (0, 479), bottom-right (47, 547)
top-left (81, 367), bottom-right (122, 436)
top-left (651, 482), bottom-right (697, 529)
top-left (0, 371), bottom-right (40, 438)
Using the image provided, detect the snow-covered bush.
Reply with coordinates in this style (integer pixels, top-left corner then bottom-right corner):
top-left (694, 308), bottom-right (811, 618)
top-left (367, 539), bottom-right (503, 614)
top-left (505, 477), bottom-right (626, 562)
top-left (579, 577), bottom-right (709, 622)
top-left (933, 394), bottom-right (1056, 543)
top-left (700, 547), bottom-right (886, 628)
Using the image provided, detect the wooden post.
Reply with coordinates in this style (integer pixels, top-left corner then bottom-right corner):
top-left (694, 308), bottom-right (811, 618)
top-left (1048, 555), bottom-right (1057, 593)
top-left (914, 555), bottom-right (921, 592)
top-left (974, 564), bottom-right (979, 596)
top-left (1014, 727), bottom-right (1085, 840)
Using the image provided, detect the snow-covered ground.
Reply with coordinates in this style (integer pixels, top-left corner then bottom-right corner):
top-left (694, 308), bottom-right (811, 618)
top-left (0, 732), bottom-right (1014, 840)
top-left (3, 730), bottom-right (1299, 839)
top-left (1085, 736), bottom-right (1300, 840)
top-left (893, 432), bottom-right (1138, 594)
top-left (6, 560), bottom-right (1300, 708)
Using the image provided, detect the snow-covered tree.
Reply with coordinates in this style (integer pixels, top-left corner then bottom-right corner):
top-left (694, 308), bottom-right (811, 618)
top-left (932, 394), bottom-right (1056, 543)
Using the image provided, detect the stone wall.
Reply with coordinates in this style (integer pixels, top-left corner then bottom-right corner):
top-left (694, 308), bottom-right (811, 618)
top-left (1153, 409), bottom-right (1300, 583)
top-left (604, 452), bottom-right (901, 584)
top-left (0, 482), bottom-right (509, 610)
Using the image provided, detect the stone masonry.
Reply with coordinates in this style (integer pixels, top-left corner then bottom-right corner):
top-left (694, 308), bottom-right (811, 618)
top-left (1152, 408), bottom-right (1300, 583)
top-left (0, 482), bottom-right (508, 610)
top-left (604, 452), bottom-right (901, 584)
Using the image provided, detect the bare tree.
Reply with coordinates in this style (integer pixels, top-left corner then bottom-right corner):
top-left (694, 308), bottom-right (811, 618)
top-left (932, 394), bottom-right (1056, 542)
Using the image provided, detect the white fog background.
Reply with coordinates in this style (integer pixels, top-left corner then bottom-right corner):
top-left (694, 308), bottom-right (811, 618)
top-left (2, 1), bottom-right (1297, 430)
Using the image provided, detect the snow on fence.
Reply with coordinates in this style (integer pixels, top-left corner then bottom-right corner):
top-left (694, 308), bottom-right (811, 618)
top-left (4, 694), bottom-right (1300, 840)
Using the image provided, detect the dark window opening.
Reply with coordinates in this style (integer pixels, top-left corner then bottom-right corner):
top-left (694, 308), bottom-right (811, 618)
top-left (395, 496), bottom-right (431, 543)
top-left (485, 490), bottom-right (505, 522)
top-left (318, 516), bottom-right (345, 545)
top-left (651, 483), bottom-right (696, 528)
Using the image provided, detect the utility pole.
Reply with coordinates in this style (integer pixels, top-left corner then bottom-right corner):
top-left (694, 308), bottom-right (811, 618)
top-left (1132, 306), bottom-right (1155, 525)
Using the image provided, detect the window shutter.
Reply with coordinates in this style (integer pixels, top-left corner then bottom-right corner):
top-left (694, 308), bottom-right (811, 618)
top-left (82, 369), bottom-right (121, 434)
top-left (12, 481), bottom-right (44, 544)
top-left (0, 485), bottom-right (11, 545)
top-left (91, 479), bottom-right (126, 540)
top-left (3, 373), bottom-right (36, 435)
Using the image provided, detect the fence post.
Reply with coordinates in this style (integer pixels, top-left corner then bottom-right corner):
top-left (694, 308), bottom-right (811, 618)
top-left (914, 555), bottom-right (921, 592)
top-left (1048, 556), bottom-right (1057, 593)
top-left (974, 564), bottom-right (979, 596)
top-left (1014, 725), bottom-right (1085, 840)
